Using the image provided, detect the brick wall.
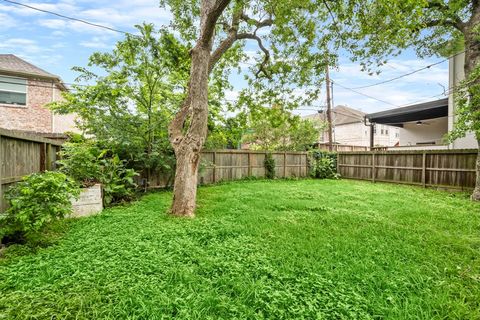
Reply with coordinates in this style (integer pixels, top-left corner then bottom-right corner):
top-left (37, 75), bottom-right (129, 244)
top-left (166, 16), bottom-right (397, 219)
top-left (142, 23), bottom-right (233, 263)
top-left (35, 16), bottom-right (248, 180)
top-left (0, 78), bottom-right (55, 133)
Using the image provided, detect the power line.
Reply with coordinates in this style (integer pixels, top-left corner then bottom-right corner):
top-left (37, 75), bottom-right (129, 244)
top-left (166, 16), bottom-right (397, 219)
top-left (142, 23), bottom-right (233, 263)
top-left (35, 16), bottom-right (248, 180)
top-left (2, 0), bottom-right (464, 114)
top-left (2, 0), bottom-right (133, 36)
top-left (347, 42), bottom-right (480, 91)
top-left (330, 80), bottom-right (398, 107)
top-left (350, 59), bottom-right (448, 90)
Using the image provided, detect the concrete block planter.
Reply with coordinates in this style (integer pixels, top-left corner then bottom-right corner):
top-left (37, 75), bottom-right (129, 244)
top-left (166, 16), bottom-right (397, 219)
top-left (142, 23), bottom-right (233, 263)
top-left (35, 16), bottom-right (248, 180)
top-left (71, 184), bottom-right (103, 218)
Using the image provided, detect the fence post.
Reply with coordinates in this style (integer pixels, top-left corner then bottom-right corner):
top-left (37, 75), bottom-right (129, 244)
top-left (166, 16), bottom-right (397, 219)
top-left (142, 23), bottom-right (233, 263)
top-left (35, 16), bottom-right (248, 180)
top-left (422, 152), bottom-right (426, 188)
top-left (46, 143), bottom-right (53, 171)
top-left (248, 152), bottom-right (252, 177)
top-left (305, 153), bottom-right (308, 176)
top-left (0, 134), bottom-right (2, 212)
top-left (372, 152), bottom-right (376, 183)
top-left (283, 152), bottom-right (287, 178)
top-left (265, 151), bottom-right (268, 178)
top-left (212, 151), bottom-right (217, 183)
top-left (40, 143), bottom-right (46, 172)
top-left (336, 153), bottom-right (340, 174)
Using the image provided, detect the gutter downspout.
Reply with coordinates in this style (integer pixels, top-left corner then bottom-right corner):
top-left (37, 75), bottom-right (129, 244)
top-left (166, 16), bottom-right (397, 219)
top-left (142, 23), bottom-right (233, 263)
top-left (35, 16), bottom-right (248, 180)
top-left (51, 81), bottom-right (55, 133)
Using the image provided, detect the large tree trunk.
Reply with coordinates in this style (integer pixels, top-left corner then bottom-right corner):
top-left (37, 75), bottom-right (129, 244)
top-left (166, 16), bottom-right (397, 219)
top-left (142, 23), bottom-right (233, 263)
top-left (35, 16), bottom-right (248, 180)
top-left (171, 147), bottom-right (202, 216)
top-left (168, 0), bottom-right (231, 216)
top-left (169, 45), bottom-right (211, 217)
top-left (463, 6), bottom-right (480, 201)
top-left (473, 144), bottom-right (480, 201)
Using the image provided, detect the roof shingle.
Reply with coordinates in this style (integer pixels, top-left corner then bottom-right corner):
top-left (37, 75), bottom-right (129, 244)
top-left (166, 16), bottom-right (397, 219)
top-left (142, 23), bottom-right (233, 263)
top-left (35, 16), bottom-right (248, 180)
top-left (0, 54), bottom-right (60, 79)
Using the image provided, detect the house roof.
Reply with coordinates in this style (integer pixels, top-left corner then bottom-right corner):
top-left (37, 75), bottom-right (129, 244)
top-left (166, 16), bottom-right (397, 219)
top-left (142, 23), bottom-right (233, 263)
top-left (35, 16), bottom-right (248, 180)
top-left (366, 98), bottom-right (448, 126)
top-left (0, 54), bottom-right (62, 81)
top-left (304, 105), bottom-right (365, 126)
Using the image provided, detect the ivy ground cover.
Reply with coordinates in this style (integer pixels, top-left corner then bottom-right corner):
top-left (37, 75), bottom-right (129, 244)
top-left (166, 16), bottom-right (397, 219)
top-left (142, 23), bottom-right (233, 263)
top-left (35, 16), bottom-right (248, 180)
top-left (1, 179), bottom-right (479, 319)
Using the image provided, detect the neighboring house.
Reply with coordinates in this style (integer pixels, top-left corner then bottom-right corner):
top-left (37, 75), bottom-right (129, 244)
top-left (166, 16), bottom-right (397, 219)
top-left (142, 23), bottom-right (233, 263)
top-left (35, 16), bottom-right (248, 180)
top-left (0, 54), bottom-right (78, 135)
top-left (304, 105), bottom-right (400, 147)
top-left (365, 53), bottom-right (478, 150)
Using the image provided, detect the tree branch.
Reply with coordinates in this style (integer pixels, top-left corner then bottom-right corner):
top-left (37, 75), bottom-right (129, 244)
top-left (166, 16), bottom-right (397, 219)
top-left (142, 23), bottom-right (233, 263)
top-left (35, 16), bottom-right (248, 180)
top-left (240, 13), bottom-right (273, 30)
top-left (209, 10), bottom-right (274, 74)
top-left (425, 18), bottom-right (465, 31)
top-left (168, 87), bottom-right (191, 146)
top-left (198, 0), bottom-right (232, 48)
top-left (237, 33), bottom-right (271, 78)
top-left (426, 0), bottom-right (465, 31)
top-left (209, 8), bottom-right (243, 72)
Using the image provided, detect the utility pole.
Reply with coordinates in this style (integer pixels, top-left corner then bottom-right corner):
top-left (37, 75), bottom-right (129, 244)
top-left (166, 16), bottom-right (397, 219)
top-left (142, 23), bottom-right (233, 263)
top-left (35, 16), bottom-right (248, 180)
top-left (325, 63), bottom-right (333, 152)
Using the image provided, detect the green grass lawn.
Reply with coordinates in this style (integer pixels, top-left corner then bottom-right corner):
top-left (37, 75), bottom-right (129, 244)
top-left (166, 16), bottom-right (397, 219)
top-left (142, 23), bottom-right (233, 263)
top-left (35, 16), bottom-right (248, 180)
top-left (1, 179), bottom-right (479, 319)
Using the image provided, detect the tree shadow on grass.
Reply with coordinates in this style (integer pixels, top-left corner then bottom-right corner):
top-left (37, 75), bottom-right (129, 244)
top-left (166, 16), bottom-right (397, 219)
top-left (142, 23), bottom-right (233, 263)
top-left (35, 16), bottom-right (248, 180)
top-left (0, 218), bottom-right (78, 262)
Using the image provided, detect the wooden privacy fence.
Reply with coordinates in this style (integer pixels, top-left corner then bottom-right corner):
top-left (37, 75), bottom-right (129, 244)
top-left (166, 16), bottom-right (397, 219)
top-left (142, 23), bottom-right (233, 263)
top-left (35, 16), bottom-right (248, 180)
top-left (146, 150), bottom-right (309, 188)
top-left (338, 149), bottom-right (478, 190)
top-left (0, 128), bottom-right (62, 212)
top-left (317, 143), bottom-right (369, 152)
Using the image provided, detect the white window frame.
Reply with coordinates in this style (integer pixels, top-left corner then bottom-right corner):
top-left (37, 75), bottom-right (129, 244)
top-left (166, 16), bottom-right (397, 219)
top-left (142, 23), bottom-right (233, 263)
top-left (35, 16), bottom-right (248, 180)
top-left (0, 75), bottom-right (28, 108)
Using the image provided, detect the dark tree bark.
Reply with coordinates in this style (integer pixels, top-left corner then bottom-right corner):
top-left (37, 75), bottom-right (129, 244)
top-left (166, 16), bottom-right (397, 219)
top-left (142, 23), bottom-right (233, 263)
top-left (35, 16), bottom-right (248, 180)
top-left (168, 0), bottom-right (231, 216)
top-left (168, 0), bottom-right (273, 216)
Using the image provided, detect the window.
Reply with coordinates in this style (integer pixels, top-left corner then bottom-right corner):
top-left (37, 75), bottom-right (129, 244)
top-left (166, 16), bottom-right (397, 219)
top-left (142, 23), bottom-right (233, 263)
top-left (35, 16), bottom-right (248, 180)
top-left (381, 129), bottom-right (384, 135)
top-left (0, 76), bottom-right (27, 106)
top-left (385, 129), bottom-right (389, 135)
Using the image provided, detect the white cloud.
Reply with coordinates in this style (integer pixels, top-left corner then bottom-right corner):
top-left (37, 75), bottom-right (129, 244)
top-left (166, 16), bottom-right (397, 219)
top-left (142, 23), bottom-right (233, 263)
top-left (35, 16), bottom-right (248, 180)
top-left (80, 36), bottom-right (113, 49)
top-left (0, 12), bottom-right (17, 28)
top-left (21, 53), bottom-right (64, 68)
top-left (224, 90), bottom-right (240, 102)
top-left (51, 30), bottom-right (67, 37)
top-left (0, 1), bottom-right (78, 16)
top-left (38, 19), bottom-right (67, 29)
top-left (0, 38), bottom-right (47, 54)
top-left (3, 0), bottom-right (171, 38)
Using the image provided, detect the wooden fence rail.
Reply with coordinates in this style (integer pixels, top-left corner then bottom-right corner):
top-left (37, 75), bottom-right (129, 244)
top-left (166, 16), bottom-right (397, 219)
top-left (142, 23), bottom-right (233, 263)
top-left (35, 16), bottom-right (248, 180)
top-left (316, 143), bottom-right (369, 152)
top-left (338, 149), bottom-right (478, 190)
top-left (145, 150), bottom-right (309, 188)
top-left (0, 127), bottom-right (309, 211)
top-left (0, 128), bottom-right (62, 212)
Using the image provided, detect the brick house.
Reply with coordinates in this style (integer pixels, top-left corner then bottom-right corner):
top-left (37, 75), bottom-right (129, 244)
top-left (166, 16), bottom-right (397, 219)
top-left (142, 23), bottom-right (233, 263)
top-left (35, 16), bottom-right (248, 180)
top-left (0, 54), bottom-right (78, 135)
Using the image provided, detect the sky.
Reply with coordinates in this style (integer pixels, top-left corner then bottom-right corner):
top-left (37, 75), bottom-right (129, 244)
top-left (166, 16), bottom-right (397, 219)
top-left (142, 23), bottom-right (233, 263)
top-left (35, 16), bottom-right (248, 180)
top-left (0, 0), bottom-right (450, 117)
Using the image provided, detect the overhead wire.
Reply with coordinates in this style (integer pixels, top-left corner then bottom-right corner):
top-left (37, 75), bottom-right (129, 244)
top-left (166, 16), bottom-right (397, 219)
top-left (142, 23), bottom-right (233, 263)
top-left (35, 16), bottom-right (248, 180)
top-left (2, 0), bottom-right (133, 36)
top-left (2, 0), bottom-right (466, 113)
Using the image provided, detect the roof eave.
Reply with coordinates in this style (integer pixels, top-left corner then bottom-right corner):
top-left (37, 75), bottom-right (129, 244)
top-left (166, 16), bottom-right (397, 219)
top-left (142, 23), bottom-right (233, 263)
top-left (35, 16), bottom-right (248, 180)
top-left (0, 69), bottom-right (67, 91)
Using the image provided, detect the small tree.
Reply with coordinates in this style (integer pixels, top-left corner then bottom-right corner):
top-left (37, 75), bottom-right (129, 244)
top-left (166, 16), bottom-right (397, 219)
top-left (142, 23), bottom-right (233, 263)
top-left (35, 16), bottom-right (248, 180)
top-left (51, 24), bottom-right (189, 184)
top-left (243, 107), bottom-right (319, 151)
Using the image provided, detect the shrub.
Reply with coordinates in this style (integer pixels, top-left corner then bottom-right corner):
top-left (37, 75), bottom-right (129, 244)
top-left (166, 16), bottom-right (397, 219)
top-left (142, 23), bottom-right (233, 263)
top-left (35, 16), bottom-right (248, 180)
top-left (264, 153), bottom-right (276, 179)
top-left (0, 172), bottom-right (80, 242)
top-left (309, 151), bottom-right (340, 179)
top-left (57, 142), bottom-right (102, 187)
top-left (100, 155), bottom-right (138, 206)
top-left (57, 141), bottom-right (138, 207)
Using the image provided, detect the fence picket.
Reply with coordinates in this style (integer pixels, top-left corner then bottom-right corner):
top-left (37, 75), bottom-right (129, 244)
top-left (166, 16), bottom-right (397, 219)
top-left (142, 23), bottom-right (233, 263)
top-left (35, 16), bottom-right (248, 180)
top-left (338, 150), bottom-right (477, 190)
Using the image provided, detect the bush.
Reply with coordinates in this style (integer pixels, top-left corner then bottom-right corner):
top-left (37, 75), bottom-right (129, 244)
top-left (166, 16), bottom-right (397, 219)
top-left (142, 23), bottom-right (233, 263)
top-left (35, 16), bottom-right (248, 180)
top-left (0, 172), bottom-right (80, 242)
top-left (58, 141), bottom-right (138, 207)
top-left (100, 155), bottom-right (138, 206)
top-left (57, 142), bottom-right (102, 187)
top-left (309, 151), bottom-right (340, 179)
top-left (264, 153), bottom-right (276, 179)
